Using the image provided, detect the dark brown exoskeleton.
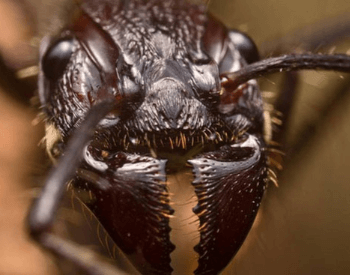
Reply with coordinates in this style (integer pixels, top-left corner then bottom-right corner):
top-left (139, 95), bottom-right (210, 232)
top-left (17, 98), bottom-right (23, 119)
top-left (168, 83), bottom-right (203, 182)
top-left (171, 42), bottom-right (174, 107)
top-left (27, 0), bottom-right (350, 274)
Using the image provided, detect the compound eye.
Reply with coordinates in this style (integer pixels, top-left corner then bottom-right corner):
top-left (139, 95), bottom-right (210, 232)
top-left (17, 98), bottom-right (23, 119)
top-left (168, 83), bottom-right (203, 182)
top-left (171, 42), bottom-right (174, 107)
top-left (42, 37), bottom-right (74, 81)
top-left (227, 30), bottom-right (259, 64)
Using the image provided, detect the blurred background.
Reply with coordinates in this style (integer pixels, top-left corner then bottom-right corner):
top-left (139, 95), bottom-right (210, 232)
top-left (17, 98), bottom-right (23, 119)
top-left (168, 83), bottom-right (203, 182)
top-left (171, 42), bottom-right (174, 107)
top-left (0, 0), bottom-right (350, 274)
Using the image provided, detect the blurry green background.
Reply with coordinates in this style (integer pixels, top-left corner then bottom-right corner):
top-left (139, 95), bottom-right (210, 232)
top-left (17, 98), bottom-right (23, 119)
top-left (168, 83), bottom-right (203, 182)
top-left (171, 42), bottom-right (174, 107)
top-left (0, 0), bottom-right (350, 274)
